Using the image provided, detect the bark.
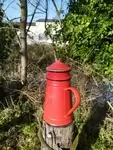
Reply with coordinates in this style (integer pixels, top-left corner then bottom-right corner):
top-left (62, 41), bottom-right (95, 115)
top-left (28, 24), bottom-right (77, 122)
top-left (20, 0), bottom-right (28, 85)
top-left (41, 121), bottom-right (78, 150)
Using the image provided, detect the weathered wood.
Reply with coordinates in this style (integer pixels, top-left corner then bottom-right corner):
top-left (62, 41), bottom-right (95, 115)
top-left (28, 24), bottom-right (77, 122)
top-left (41, 121), bottom-right (77, 150)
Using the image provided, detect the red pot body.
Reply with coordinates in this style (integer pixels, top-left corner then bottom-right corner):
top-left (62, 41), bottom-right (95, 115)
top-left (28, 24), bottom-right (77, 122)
top-left (43, 61), bottom-right (80, 126)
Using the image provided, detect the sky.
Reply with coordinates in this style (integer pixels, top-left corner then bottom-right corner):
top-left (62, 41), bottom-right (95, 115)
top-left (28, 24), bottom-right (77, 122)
top-left (3, 0), bottom-right (68, 22)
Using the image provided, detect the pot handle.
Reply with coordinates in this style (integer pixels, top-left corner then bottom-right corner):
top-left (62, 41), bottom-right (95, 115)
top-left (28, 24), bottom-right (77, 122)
top-left (65, 87), bottom-right (80, 116)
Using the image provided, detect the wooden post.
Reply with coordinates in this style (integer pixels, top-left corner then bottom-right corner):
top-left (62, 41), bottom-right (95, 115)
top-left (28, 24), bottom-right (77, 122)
top-left (41, 121), bottom-right (77, 150)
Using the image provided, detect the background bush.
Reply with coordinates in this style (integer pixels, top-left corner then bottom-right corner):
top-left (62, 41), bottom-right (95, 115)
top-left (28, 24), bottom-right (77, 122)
top-left (53, 0), bottom-right (113, 80)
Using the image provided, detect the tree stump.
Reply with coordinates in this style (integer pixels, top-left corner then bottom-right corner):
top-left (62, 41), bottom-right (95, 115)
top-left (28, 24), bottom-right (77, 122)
top-left (41, 121), bottom-right (77, 150)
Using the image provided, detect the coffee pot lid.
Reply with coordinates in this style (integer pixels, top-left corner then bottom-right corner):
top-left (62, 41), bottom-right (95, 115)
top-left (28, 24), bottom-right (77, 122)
top-left (47, 60), bottom-right (71, 72)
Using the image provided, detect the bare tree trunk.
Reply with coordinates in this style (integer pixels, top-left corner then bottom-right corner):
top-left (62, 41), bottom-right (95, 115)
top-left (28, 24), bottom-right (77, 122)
top-left (20, 0), bottom-right (28, 85)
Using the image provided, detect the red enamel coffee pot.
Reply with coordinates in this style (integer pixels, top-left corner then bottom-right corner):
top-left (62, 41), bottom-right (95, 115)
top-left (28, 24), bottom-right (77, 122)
top-left (43, 60), bottom-right (80, 126)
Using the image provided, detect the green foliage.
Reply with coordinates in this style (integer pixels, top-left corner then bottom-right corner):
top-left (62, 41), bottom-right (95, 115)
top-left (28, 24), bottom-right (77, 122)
top-left (0, 6), bottom-right (16, 64)
top-left (0, 93), bottom-right (40, 150)
top-left (55, 0), bottom-right (113, 79)
top-left (18, 123), bottom-right (40, 150)
top-left (0, 24), bottom-right (16, 60)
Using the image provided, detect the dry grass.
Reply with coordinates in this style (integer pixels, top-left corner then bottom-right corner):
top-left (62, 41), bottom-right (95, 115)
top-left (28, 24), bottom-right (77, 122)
top-left (0, 44), bottom-right (113, 149)
top-left (67, 59), bottom-right (113, 150)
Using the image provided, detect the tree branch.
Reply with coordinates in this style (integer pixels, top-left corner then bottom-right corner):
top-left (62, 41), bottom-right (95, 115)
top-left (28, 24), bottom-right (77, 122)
top-left (51, 0), bottom-right (61, 24)
top-left (26, 0), bottom-right (40, 33)
top-left (45, 0), bottom-right (48, 30)
top-left (4, 0), bottom-right (15, 11)
top-left (28, 0), bottom-right (46, 13)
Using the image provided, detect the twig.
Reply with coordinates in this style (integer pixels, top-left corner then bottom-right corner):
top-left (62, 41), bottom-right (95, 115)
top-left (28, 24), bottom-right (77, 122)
top-left (45, 0), bottom-right (48, 30)
top-left (68, 58), bottom-right (110, 83)
top-left (4, 13), bottom-right (21, 48)
top-left (92, 75), bottom-right (99, 87)
top-left (107, 101), bottom-right (113, 111)
top-left (106, 117), bottom-right (113, 123)
top-left (8, 13), bottom-right (43, 22)
top-left (4, 0), bottom-right (15, 11)
top-left (86, 94), bottom-right (103, 102)
top-left (51, 0), bottom-right (61, 24)
top-left (26, 0), bottom-right (40, 33)
top-left (28, 0), bottom-right (46, 13)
